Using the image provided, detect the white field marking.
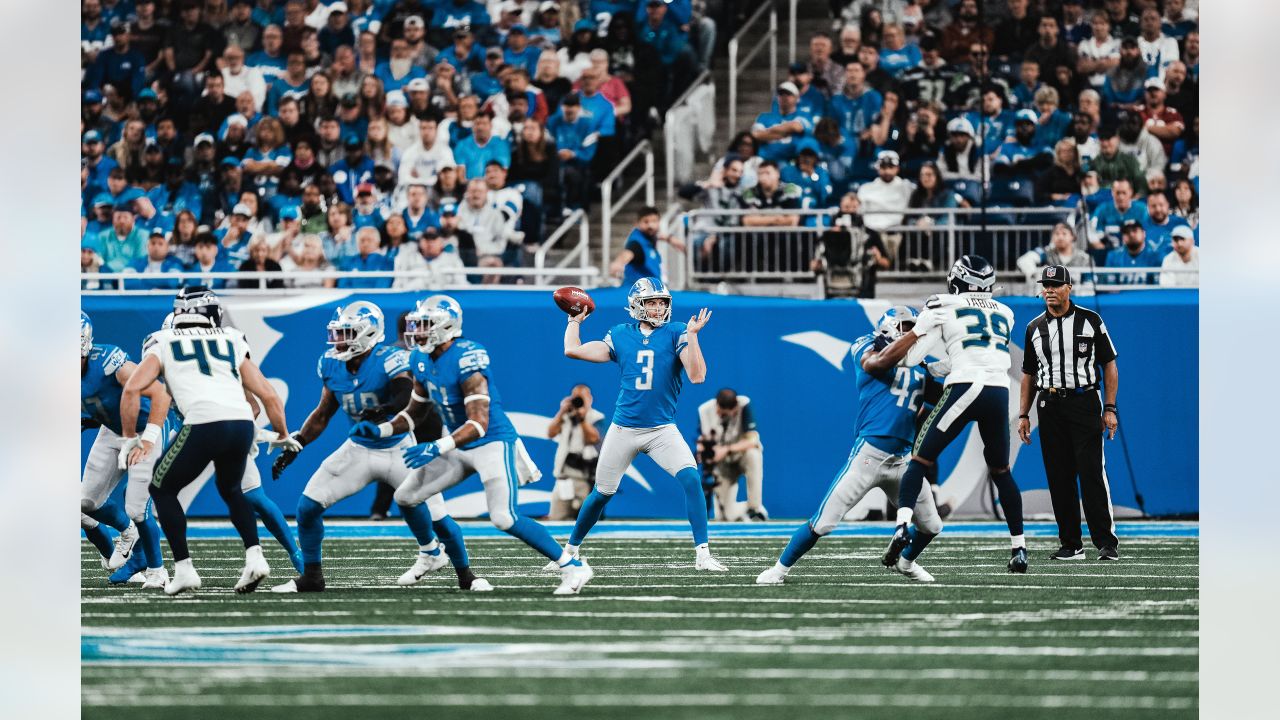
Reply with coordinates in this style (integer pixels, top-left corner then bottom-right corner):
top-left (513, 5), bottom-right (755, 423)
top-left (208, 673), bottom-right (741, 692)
top-left (80, 692), bottom-right (1197, 710)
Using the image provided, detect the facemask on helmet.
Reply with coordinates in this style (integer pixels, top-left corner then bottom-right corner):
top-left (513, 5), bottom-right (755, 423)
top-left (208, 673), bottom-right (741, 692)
top-left (327, 300), bottom-right (385, 361)
top-left (876, 305), bottom-right (919, 342)
top-left (405, 295), bottom-right (462, 352)
top-left (627, 277), bottom-right (672, 327)
top-left (81, 311), bottom-right (93, 358)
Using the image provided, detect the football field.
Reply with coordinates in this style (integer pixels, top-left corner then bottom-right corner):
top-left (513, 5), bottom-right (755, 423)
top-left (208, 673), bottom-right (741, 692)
top-left (82, 521), bottom-right (1198, 719)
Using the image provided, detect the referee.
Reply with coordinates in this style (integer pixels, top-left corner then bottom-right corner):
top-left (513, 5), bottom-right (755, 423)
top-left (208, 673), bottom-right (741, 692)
top-left (1017, 266), bottom-right (1121, 561)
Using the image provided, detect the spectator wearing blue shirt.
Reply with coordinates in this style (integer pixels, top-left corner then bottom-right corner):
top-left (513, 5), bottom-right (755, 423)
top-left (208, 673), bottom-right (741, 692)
top-left (503, 26), bottom-right (541, 76)
top-left (123, 229), bottom-right (186, 290)
top-left (471, 47), bottom-right (506, 100)
top-left (546, 93), bottom-right (598, 211)
top-left (83, 131), bottom-right (119, 191)
top-left (752, 82), bottom-right (815, 164)
top-left (265, 52), bottom-right (311, 115)
top-left (241, 117), bottom-right (293, 198)
top-left (827, 62), bottom-right (883, 155)
top-left (82, 0), bottom-right (114, 66)
top-left (214, 202), bottom-right (256, 265)
top-left (1101, 38), bottom-right (1148, 108)
top-left (1030, 86), bottom-right (1073, 149)
top-left (428, 0), bottom-right (491, 49)
top-left (638, 0), bottom-right (697, 106)
top-left (1140, 192), bottom-right (1189, 257)
top-left (85, 20), bottom-right (147, 101)
top-left (375, 38), bottom-right (429, 93)
top-left (878, 24), bottom-right (922, 78)
top-left (87, 203), bottom-right (150, 274)
top-left (401, 183), bottom-right (440, 240)
top-left (576, 68), bottom-right (618, 140)
top-left (1011, 60), bottom-right (1043, 109)
top-left (1105, 220), bottom-right (1162, 284)
top-left (454, 113), bottom-right (512, 180)
top-left (186, 233), bottom-right (238, 289)
top-left (1089, 178), bottom-right (1149, 261)
top-left (317, 4), bottom-right (356, 56)
top-left (992, 109), bottom-right (1053, 186)
top-left (247, 24), bottom-right (288, 82)
top-left (772, 63), bottom-right (826, 124)
top-left (331, 135), bottom-right (377, 205)
top-left (965, 87), bottom-right (1017, 154)
top-left (147, 158), bottom-right (204, 222)
top-left (608, 205), bottom-right (683, 286)
top-left (338, 226), bottom-right (394, 288)
top-left (781, 146), bottom-right (834, 209)
top-left (85, 193), bottom-right (116, 238)
top-left (252, 3), bottom-right (286, 30)
top-left (436, 29), bottom-right (486, 74)
top-left (352, 183), bottom-right (391, 232)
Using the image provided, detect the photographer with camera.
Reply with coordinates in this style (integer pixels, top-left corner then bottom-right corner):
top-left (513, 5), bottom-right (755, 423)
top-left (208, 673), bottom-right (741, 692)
top-left (546, 384), bottom-right (604, 521)
top-left (811, 192), bottom-right (891, 298)
top-left (697, 388), bottom-right (767, 522)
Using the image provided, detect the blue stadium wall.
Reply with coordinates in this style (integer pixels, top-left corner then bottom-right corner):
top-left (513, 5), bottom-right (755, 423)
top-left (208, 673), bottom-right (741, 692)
top-left (82, 289), bottom-right (1198, 518)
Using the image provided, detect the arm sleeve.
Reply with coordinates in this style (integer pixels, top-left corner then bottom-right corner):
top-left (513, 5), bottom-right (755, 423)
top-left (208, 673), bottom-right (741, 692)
top-left (1022, 324), bottom-right (1038, 375)
top-left (1095, 320), bottom-right (1118, 364)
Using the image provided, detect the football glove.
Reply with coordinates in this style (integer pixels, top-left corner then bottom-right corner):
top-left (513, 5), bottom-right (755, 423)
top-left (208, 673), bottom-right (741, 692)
top-left (872, 334), bottom-right (892, 352)
top-left (117, 436), bottom-right (142, 471)
top-left (350, 420), bottom-right (385, 440)
top-left (270, 431), bottom-right (307, 480)
top-left (911, 308), bottom-right (943, 336)
top-left (82, 416), bottom-right (102, 432)
top-left (403, 442), bottom-right (443, 469)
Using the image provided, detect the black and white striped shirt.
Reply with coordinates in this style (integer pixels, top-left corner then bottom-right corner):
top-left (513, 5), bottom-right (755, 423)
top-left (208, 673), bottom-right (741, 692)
top-left (1022, 304), bottom-right (1118, 389)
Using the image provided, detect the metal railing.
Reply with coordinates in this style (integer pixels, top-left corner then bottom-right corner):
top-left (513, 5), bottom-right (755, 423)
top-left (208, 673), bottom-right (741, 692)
top-left (664, 69), bottom-right (714, 205)
top-left (788, 0), bottom-right (798, 64)
top-left (728, 1), bottom-right (778, 133)
top-left (599, 139), bottom-right (655, 271)
top-left (533, 209), bottom-right (593, 287)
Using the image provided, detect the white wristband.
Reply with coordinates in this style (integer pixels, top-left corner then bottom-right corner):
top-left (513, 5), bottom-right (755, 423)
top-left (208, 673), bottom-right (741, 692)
top-left (411, 390), bottom-right (428, 403)
top-left (141, 423), bottom-right (162, 445)
top-left (395, 410), bottom-right (416, 433)
top-left (376, 422), bottom-right (394, 438)
top-left (465, 419), bottom-right (487, 438)
top-left (436, 435), bottom-right (457, 454)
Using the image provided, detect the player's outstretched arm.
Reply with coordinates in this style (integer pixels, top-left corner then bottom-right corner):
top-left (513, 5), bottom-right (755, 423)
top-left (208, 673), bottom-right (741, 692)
top-left (679, 308), bottom-right (712, 384)
top-left (116, 360), bottom-right (171, 436)
top-left (119, 354), bottom-right (163, 441)
top-left (564, 311), bottom-right (612, 362)
top-left (298, 387), bottom-right (341, 444)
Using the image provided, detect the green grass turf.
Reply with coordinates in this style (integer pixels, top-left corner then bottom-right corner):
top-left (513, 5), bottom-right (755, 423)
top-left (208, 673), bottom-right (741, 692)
top-left (81, 532), bottom-right (1198, 719)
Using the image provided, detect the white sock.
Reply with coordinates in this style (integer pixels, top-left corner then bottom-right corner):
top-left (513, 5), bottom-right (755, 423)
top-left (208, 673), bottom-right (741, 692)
top-left (696, 543), bottom-right (710, 557)
top-left (1011, 534), bottom-right (1026, 549)
top-left (245, 544), bottom-right (262, 559)
top-left (896, 508), bottom-right (914, 525)
top-left (175, 558), bottom-right (193, 571)
top-left (773, 561), bottom-right (790, 574)
top-left (419, 539), bottom-right (440, 555)
top-left (557, 550), bottom-right (577, 567)
top-left (565, 543), bottom-right (579, 556)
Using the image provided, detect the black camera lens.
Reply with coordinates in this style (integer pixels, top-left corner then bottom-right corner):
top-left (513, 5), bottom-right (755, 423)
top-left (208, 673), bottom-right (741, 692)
top-left (571, 396), bottom-right (585, 408)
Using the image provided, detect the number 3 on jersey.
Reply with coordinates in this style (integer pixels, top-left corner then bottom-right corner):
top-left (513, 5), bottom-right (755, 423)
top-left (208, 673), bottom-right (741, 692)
top-left (955, 308), bottom-right (1011, 352)
top-left (635, 349), bottom-right (654, 390)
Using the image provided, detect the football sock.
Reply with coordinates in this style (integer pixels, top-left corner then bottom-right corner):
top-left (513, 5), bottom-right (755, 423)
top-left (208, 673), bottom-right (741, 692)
top-left (137, 510), bottom-right (164, 570)
top-left (989, 469), bottom-right (1025, 536)
top-left (568, 489), bottom-right (612, 546)
top-left (243, 488), bottom-right (300, 568)
top-left (433, 515), bottom-right (470, 570)
top-left (779, 523), bottom-right (822, 568)
top-left (419, 539), bottom-right (441, 555)
top-left (676, 467), bottom-right (710, 546)
top-left (895, 507), bottom-right (914, 526)
top-left (505, 516), bottom-right (565, 560)
top-left (897, 461), bottom-right (928, 511)
top-left (84, 524), bottom-right (114, 559)
top-left (87, 501), bottom-right (130, 533)
top-left (902, 527), bottom-right (937, 562)
top-left (398, 502), bottom-right (437, 548)
top-left (296, 496), bottom-right (327, 566)
top-left (1011, 534), bottom-right (1026, 550)
top-left (149, 489), bottom-right (190, 561)
top-left (214, 472), bottom-right (260, 550)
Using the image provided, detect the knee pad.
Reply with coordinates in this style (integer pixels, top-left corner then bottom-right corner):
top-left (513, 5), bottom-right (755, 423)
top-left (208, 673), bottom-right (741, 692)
top-left (809, 518), bottom-right (836, 536)
top-left (919, 518), bottom-right (944, 536)
top-left (489, 509), bottom-right (515, 531)
top-left (125, 497), bottom-right (150, 524)
top-left (80, 497), bottom-right (99, 514)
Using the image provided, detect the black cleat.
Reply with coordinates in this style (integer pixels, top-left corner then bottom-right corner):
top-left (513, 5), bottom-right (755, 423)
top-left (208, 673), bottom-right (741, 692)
top-left (1049, 546), bottom-right (1085, 561)
top-left (271, 565), bottom-right (326, 593)
top-left (747, 509), bottom-right (769, 522)
top-left (882, 524), bottom-right (911, 568)
top-left (1097, 546), bottom-right (1119, 562)
top-left (1008, 547), bottom-right (1028, 573)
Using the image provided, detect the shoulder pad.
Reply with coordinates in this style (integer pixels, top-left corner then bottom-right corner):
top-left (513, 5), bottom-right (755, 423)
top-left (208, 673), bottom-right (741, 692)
top-left (383, 347), bottom-right (410, 375)
top-left (458, 346), bottom-right (490, 373)
top-left (100, 345), bottom-right (128, 375)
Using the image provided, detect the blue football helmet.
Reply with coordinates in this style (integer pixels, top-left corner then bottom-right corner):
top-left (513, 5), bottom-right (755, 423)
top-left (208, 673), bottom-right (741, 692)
top-left (627, 277), bottom-right (672, 326)
top-left (876, 305), bottom-right (919, 342)
top-left (947, 255), bottom-right (996, 294)
top-left (405, 294), bottom-right (463, 352)
top-left (81, 311), bottom-right (93, 358)
top-left (172, 285), bottom-right (225, 327)
top-left (327, 301), bottom-right (385, 361)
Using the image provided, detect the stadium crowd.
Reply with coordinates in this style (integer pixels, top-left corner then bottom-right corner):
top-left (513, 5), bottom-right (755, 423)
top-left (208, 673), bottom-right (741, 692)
top-left (681, 0), bottom-right (1198, 286)
top-left (81, 0), bottom-right (723, 289)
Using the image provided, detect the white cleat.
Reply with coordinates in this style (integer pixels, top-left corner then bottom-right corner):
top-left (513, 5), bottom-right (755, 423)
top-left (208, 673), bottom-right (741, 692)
top-left (142, 567), bottom-right (169, 589)
top-left (696, 554), bottom-right (729, 572)
top-left (468, 577), bottom-right (495, 592)
top-left (397, 550), bottom-right (449, 586)
top-left (893, 557), bottom-right (936, 583)
top-left (553, 559), bottom-right (593, 595)
top-left (234, 546), bottom-right (271, 594)
top-left (755, 566), bottom-right (788, 585)
top-left (98, 556), bottom-right (111, 571)
top-left (108, 522), bottom-right (139, 569)
top-left (270, 579), bottom-right (299, 594)
top-left (126, 572), bottom-right (146, 583)
top-left (165, 560), bottom-right (201, 596)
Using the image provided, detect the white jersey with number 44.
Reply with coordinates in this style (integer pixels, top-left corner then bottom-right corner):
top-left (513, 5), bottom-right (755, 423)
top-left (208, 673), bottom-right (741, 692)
top-left (908, 292), bottom-right (1015, 388)
top-left (143, 327), bottom-right (255, 424)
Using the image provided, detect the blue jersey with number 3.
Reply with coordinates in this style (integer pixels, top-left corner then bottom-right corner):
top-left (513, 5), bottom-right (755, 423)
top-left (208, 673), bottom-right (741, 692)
top-left (318, 343), bottom-right (411, 450)
top-left (851, 336), bottom-right (925, 456)
top-left (603, 321), bottom-right (689, 428)
top-left (82, 343), bottom-right (153, 436)
top-left (409, 338), bottom-right (516, 449)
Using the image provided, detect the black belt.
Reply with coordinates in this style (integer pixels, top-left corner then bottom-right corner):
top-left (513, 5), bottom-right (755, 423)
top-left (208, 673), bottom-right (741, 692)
top-left (1040, 385), bottom-right (1098, 397)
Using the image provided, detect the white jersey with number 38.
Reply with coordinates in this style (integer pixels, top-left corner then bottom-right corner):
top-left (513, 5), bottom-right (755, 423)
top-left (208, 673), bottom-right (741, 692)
top-left (908, 293), bottom-right (1015, 388)
top-left (143, 327), bottom-right (255, 424)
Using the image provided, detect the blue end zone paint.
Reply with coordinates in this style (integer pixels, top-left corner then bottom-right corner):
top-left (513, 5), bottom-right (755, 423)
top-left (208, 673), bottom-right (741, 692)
top-left (187, 520), bottom-right (1198, 540)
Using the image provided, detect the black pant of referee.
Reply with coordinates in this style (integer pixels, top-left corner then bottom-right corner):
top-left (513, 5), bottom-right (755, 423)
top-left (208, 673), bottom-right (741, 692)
top-left (1018, 265), bottom-right (1122, 561)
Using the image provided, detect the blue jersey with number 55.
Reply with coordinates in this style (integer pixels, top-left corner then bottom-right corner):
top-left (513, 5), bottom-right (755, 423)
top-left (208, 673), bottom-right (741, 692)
top-left (851, 336), bottom-right (925, 456)
top-left (409, 338), bottom-right (516, 449)
top-left (318, 343), bottom-right (411, 450)
top-left (603, 321), bottom-right (689, 428)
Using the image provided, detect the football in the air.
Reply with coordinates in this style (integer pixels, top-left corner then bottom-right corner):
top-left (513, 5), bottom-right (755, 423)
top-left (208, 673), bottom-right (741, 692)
top-left (553, 286), bottom-right (595, 316)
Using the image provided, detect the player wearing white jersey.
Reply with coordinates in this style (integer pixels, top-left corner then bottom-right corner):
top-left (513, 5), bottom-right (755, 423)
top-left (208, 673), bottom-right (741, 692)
top-left (873, 256), bottom-right (1030, 573)
top-left (121, 286), bottom-right (301, 595)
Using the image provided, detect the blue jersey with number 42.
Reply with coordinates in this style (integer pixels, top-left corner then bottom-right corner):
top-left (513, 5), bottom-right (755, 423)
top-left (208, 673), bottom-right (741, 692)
top-left (409, 338), bottom-right (516, 449)
top-left (851, 335), bottom-right (925, 456)
top-left (603, 321), bottom-right (689, 428)
top-left (318, 343), bottom-right (411, 450)
top-left (82, 343), bottom-right (154, 436)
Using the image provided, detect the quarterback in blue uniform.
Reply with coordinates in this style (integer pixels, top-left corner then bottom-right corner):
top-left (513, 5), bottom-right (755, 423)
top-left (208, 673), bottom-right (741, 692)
top-left (81, 311), bottom-right (175, 587)
top-left (270, 301), bottom-right (486, 593)
top-left (356, 295), bottom-right (593, 595)
top-left (560, 277), bottom-right (727, 572)
top-left (757, 307), bottom-right (945, 585)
